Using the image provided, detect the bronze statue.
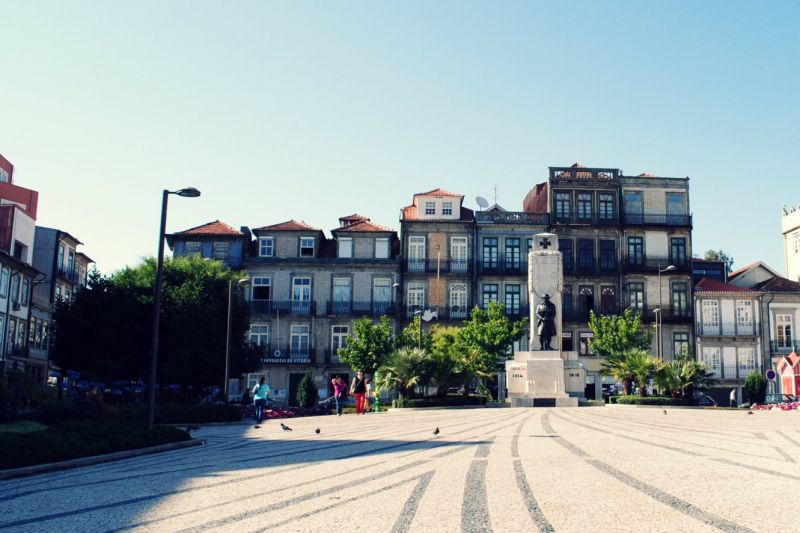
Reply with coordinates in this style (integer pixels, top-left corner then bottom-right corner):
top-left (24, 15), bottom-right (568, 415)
top-left (536, 294), bottom-right (557, 350)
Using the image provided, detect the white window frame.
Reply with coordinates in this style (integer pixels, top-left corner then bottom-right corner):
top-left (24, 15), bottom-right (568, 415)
top-left (450, 282), bottom-right (467, 317)
top-left (702, 300), bottom-right (720, 327)
top-left (701, 346), bottom-right (721, 375)
top-left (185, 241), bottom-right (201, 257)
top-left (300, 236), bottom-right (315, 257)
top-left (424, 201), bottom-right (436, 215)
top-left (331, 325), bottom-right (349, 361)
top-left (776, 313), bottom-right (793, 348)
top-left (251, 277), bottom-right (271, 300)
top-left (375, 238), bottom-right (389, 259)
top-left (259, 237), bottom-right (274, 257)
top-left (290, 324), bottom-right (310, 357)
top-left (451, 236), bottom-right (468, 272)
top-left (338, 237), bottom-right (353, 258)
top-left (737, 346), bottom-right (757, 374)
top-left (213, 242), bottom-right (230, 260)
top-left (579, 332), bottom-right (594, 355)
top-left (407, 283), bottom-right (425, 311)
top-left (249, 323), bottom-right (270, 346)
top-left (735, 300), bottom-right (753, 330)
top-left (0, 267), bottom-right (8, 297)
top-left (442, 202), bottom-right (453, 216)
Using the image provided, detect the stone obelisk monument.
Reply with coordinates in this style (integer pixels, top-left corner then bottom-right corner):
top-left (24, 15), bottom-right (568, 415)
top-left (505, 232), bottom-right (578, 407)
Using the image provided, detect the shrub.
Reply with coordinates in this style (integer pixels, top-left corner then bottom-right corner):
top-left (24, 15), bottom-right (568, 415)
top-left (296, 371), bottom-right (319, 409)
top-left (398, 395), bottom-right (487, 408)
top-left (744, 372), bottom-right (767, 405)
top-left (615, 395), bottom-right (688, 406)
top-left (609, 395), bottom-right (619, 404)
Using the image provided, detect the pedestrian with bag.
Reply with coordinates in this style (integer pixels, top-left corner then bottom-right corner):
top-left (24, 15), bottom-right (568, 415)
top-left (252, 377), bottom-right (270, 427)
top-left (351, 371), bottom-right (367, 415)
top-left (331, 376), bottom-right (347, 416)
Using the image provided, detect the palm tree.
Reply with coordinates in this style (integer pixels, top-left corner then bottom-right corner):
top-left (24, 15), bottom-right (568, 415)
top-left (626, 348), bottom-right (660, 397)
top-left (375, 348), bottom-right (428, 400)
top-left (655, 356), bottom-right (714, 400)
top-left (601, 351), bottom-right (636, 395)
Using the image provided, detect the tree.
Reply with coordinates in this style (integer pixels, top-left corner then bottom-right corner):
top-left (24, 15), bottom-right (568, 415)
top-left (375, 348), bottom-right (428, 400)
top-left (589, 309), bottom-right (653, 358)
top-left (427, 327), bottom-right (463, 397)
top-left (626, 349), bottom-right (660, 397)
top-left (296, 370), bottom-right (319, 408)
top-left (337, 316), bottom-right (395, 373)
top-left (744, 371), bottom-right (767, 405)
top-left (51, 257), bottom-right (259, 392)
top-left (398, 315), bottom-right (433, 351)
top-left (703, 250), bottom-right (734, 272)
top-left (459, 302), bottom-right (527, 391)
top-left (654, 355), bottom-right (714, 399)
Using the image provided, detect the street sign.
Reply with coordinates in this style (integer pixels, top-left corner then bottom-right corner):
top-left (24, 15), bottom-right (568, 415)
top-left (766, 369), bottom-right (776, 380)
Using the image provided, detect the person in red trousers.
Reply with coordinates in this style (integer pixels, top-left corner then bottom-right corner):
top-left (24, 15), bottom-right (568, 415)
top-left (350, 370), bottom-right (367, 415)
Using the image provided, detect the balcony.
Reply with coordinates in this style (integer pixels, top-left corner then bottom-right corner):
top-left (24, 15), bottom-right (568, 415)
top-left (718, 365), bottom-right (758, 381)
top-left (478, 261), bottom-right (527, 276)
top-left (695, 322), bottom-right (761, 337)
top-left (475, 211), bottom-right (550, 225)
top-left (624, 258), bottom-right (691, 273)
top-left (552, 214), bottom-right (620, 226)
top-left (57, 266), bottom-right (82, 284)
top-left (638, 308), bottom-right (693, 323)
top-left (623, 213), bottom-right (692, 227)
top-left (406, 259), bottom-right (471, 274)
top-left (770, 341), bottom-right (800, 355)
top-left (323, 348), bottom-right (343, 365)
top-left (326, 301), bottom-right (395, 317)
top-left (249, 300), bottom-right (316, 316)
top-left (256, 345), bottom-right (314, 365)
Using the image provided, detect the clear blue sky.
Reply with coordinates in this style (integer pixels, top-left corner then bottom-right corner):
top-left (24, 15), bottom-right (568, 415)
top-left (1, 1), bottom-right (798, 274)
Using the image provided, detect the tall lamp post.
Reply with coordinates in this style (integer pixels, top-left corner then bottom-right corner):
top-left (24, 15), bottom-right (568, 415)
top-left (657, 264), bottom-right (677, 360)
top-left (147, 187), bottom-right (201, 430)
top-left (225, 278), bottom-right (249, 401)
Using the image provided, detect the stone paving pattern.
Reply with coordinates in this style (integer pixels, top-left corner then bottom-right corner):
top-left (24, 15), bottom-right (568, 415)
top-left (1, 407), bottom-right (799, 532)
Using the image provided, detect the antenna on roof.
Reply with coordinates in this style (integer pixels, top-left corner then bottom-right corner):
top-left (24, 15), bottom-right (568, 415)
top-left (475, 196), bottom-right (489, 210)
top-left (493, 185), bottom-right (497, 205)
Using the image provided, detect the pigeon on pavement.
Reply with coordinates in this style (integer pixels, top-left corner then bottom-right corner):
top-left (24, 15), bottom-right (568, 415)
top-left (315, 428), bottom-right (321, 434)
top-left (281, 423), bottom-right (293, 431)
top-left (663, 410), bottom-right (667, 415)
top-left (747, 411), bottom-right (754, 415)
top-left (254, 425), bottom-right (262, 429)
top-left (433, 427), bottom-right (440, 436)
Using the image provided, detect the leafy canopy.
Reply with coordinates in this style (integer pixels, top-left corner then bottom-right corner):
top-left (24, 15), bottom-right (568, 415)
top-left (459, 301), bottom-right (527, 376)
top-left (588, 308), bottom-right (653, 358)
top-left (337, 316), bottom-right (395, 373)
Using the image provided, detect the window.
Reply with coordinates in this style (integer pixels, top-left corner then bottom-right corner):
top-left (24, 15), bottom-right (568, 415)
top-left (577, 192), bottom-right (593, 220)
top-left (738, 347), bottom-right (757, 374)
top-left (627, 237), bottom-right (643, 267)
top-left (249, 324), bottom-right (270, 346)
top-left (482, 284), bottom-right (498, 309)
top-left (55, 285), bottom-right (62, 300)
top-left (65, 288), bottom-right (71, 302)
top-left (57, 244), bottom-right (65, 271)
top-left (670, 238), bottom-right (687, 267)
top-left (598, 240), bottom-right (616, 272)
top-left (483, 238), bottom-right (498, 269)
top-left (505, 238), bottom-right (521, 269)
top-left (451, 236), bottom-right (468, 272)
top-left (213, 242), bottom-right (229, 260)
top-left (331, 326), bottom-right (349, 362)
top-left (600, 286), bottom-right (616, 314)
top-left (186, 242), bottom-right (201, 257)
top-left (21, 278), bottom-right (29, 307)
top-left (577, 239), bottom-right (594, 273)
top-left (527, 238), bottom-right (533, 254)
top-left (562, 332), bottom-right (573, 351)
top-left (373, 278), bottom-right (392, 315)
top-left (10, 275), bottom-right (19, 302)
top-left (666, 192), bottom-right (687, 223)
top-left (442, 202), bottom-right (453, 216)
top-left (40, 320), bottom-right (49, 349)
top-left (407, 283), bottom-right (425, 314)
top-left (702, 300), bottom-right (720, 327)
top-left (289, 325), bottom-right (310, 357)
top-left (563, 286), bottom-right (572, 318)
top-left (671, 282), bottom-right (688, 317)
top-left (701, 347), bottom-right (721, 375)
top-left (291, 277), bottom-right (312, 314)
top-left (8, 319), bottom-right (16, 349)
top-left (251, 278), bottom-right (271, 301)
top-left (505, 285), bottom-right (521, 315)
top-left (579, 332), bottom-right (593, 355)
top-left (555, 192), bottom-right (571, 219)
top-left (338, 237), bottom-right (353, 258)
top-left (332, 278), bottom-right (351, 314)
top-left (673, 332), bottom-right (689, 357)
top-left (0, 267), bottom-right (8, 297)
top-left (300, 237), bottom-right (315, 257)
top-left (627, 282), bottom-right (644, 313)
top-left (560, 239), bottom-right (573, 273)
top-left (599, 192), bottom-right (614, 220)
top-left (408, 236), bottom-right (426, 271)
top-left (579, 286), bottom-right (594, 320)
top-left (736, 300), bottom-right (754, 334)
top-left (0, 168), bottom-right (8, 183)
top-left (624, 191), bottom-right (643, 223)
top-left (425, 201), bottom-right (436, 215)
top-left (375, 238), bottom-right (389, 259)
top-left (450, 283), bottom-right (468, 318)
top-left (776, 314), bottom-right (793, 349)
top-left (794, 232), bottom-right (800, 254)
top-left (259, 237), bottom-right (274, 257)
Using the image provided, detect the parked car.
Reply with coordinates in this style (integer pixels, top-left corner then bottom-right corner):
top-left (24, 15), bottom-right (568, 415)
top-left (694, 395), bottom-right (718, 407)
top-left (319, 396), bottom-right (355, 407)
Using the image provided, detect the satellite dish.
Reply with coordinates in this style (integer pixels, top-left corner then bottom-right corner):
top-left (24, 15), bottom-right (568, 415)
top-left (476, 196), bottom-right (489, 210)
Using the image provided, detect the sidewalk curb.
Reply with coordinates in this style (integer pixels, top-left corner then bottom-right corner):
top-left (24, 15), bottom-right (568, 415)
top-left (0, 438), bottom-right (206, 481)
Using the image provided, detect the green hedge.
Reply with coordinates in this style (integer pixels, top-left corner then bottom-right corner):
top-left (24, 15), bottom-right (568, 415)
top-left (609, 396), bottom-right (619, 404)
top-left (615, 395), bottom-right (689, 406)
top-left (398, 396), bottom-right (488, 408)
top-left (0, 420), bottom-right (190, 470)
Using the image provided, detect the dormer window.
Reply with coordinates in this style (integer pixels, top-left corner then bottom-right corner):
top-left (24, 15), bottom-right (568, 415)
top-left (300, 237), bottom-right (315, 257)
top-left (259, 237), bottom-right (274, 257)
top-left (425, 201), bottom-right (436, 215)
top-left (338, 237), bottom-right (353, 258)
top-left (186, 242), bottom-right (201, 257)
top-left (442, 202), bottom-right (453, 216)
top-left (375, 237), bottom-right (389, 258)
top-left (213, 242), bottom-right (229, 260)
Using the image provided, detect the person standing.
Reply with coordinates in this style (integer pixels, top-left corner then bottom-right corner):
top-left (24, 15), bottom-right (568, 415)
top-left (351, 371), bottom-right (367, 415)
top-left (364, 378), bottom-right (373, 413)
top-left (252, 377), bottom-right (270, 426)
top-left (331, 376), bottom-right (347, 416)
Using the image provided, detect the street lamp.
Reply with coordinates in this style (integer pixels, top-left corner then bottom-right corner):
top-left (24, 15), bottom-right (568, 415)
top-left (657, 264), bottom-right (677, 359)
top-left (225, 278), bottom-right (249, 401)
top-left (147, 187), bottom-right (201, 430)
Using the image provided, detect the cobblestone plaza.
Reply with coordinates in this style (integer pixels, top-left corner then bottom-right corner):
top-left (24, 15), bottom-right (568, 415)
top-left (1, 407), bottom-right (798, 532)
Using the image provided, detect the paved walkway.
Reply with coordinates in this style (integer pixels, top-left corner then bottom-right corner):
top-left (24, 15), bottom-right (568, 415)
top-left (0, 407), bottom-right (798, 532)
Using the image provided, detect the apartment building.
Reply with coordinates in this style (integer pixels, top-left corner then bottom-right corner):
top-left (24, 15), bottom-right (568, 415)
top-left (166, 220), bottom-right (249, 270)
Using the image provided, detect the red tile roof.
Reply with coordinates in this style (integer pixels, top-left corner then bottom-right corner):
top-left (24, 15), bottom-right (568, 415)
top-left (402, 205), bottom-right (474, 222)
top-left (753, 276), bottom-right (800, 292)
top-left (523, 182), bottom-right (548, 213)
top-left (333, 219), bottom-right (395, 233)
top-left (172, 220), bottom-right (243, 237)
top-left (255, 220), bottom-right (321, 232)
top-left (695, 277), bottom-right (759, 293)
top-left (338, 213), bottom-right (369, 224)
top-left (414, 188), bottom-right (464, 198)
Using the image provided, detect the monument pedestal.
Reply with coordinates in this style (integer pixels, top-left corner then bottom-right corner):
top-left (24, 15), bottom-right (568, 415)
top-left (505, 350), bottom-right (579, 407)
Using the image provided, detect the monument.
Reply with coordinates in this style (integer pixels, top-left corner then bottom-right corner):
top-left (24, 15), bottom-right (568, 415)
top-left (505, 232), bottom-right (579, 407)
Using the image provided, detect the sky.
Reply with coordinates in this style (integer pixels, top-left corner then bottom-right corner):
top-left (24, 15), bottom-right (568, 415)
top-left (1, 1), bottom-right (798, 275)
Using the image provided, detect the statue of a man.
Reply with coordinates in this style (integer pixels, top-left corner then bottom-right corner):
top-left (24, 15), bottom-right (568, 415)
top-left (536, 294), bottom-right (557, 350)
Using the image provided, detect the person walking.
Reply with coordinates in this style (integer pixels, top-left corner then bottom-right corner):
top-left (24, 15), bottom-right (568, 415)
top-left (364, 378), bottom-right (373, 413)
top-left (331, 376), bottom-right (347, 416)
top-left (729, 388), bottom-right (737, 408)
top-left (252, 377), bottom-right (270, 427)
top-left (351, 371), bottom-right (367, 415)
